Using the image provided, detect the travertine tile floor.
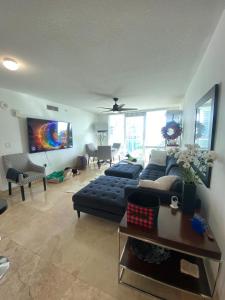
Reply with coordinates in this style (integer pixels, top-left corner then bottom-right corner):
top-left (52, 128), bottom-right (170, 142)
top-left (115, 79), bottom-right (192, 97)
top-left (0, 164), bottom-right (201, 300)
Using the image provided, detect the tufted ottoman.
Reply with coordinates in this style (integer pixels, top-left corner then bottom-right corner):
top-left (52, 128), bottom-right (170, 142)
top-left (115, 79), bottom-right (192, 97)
top-left (72, 175), bottom-right (138, 221)
top-left (104, 162), bottom-right (143, 179)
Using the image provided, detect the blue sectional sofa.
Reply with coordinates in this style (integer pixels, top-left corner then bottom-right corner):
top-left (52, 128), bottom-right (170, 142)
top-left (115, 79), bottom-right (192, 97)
top-left (72, 156), bottom-right (183, 222)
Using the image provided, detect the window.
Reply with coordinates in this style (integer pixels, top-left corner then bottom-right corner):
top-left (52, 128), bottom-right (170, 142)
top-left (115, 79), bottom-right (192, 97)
top-left (125, 115), bottom-right (145, 157)
top-left (108, 114), bottom-right (125, 146)
top-left (145, 110), bottom-right (166, 147)
top-left (108, 109), bottom-right (172, 162)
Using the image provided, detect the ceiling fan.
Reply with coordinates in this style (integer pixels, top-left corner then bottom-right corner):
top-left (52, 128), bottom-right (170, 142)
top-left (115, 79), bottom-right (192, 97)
top-left (98, 97), bottom-right (137, 113)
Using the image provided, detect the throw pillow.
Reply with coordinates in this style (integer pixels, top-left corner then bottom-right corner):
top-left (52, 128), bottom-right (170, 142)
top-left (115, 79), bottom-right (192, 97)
top-left (155, 176), bottom-right (179, 190)
top-left (139, 175), bottom-right (178, 191)
top-left (150, 150), bottom-right (167, 166)
top-left (139, 179), bottom-right (161, 189)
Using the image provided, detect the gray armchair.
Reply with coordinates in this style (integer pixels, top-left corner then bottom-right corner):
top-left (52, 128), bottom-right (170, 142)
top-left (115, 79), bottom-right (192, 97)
top-left (97, 146), bottom-right (113, 169)
top-left (85, 143), bottom-right (97, 165)
top-left (2, 153), bottom-right (46, 201)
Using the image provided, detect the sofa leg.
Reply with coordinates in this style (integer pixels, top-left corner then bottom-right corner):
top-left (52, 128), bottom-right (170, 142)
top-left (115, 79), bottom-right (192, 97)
top-left (77, 210), bottom-right (80, 218)
top-left (20, 186), bottom-right (25, 201)
top-left (43, 178), bottom-right (47, 191)
top-left (8, 182), bottom-right (12, 195)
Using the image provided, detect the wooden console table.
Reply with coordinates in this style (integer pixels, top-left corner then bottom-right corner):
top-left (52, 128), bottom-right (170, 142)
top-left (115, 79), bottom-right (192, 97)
top-left (118, 206), bottom-right (222, 299)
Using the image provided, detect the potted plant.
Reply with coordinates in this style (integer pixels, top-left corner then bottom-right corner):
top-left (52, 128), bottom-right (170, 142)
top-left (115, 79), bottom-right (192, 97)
top-left (168, 144), bottom-right (216, 214)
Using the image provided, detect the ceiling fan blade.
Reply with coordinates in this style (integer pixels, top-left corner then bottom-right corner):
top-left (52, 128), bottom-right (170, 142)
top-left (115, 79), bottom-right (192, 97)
top-left (118, 104), bottom-right (125, 109)
top-left (97, 107), bottom-right (112, 109)
top-left (120, 108), bottom-right (138, 111)
top-left (90, 91), bottom-right (114, 98)
top-left (98, 96), bottom-right (137, 113)
top-left (102, 110), bottom-right (113, 113)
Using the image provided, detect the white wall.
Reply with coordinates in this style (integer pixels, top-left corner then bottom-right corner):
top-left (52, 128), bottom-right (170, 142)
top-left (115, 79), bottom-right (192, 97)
top-left (95, 114), bottom-right (108, 145)
top-left (183, 10), bottom-right (225, 300)
top-left (0, 88), bottom-right (97, 190)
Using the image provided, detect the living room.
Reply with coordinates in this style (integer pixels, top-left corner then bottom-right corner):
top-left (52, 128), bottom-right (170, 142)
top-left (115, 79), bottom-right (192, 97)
top-left (0, 1), bottom-right (225, 300)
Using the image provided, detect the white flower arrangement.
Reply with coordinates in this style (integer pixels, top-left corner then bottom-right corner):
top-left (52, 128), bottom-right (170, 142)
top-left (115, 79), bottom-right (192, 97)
top-left (168, 144), bottom-right (217, 184)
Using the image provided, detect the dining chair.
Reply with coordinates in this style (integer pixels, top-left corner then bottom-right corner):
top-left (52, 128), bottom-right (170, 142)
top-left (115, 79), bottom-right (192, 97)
top-left (97, 146), bottom-right (113, 169)
top-left (85, 143), bottom-right (98, 165)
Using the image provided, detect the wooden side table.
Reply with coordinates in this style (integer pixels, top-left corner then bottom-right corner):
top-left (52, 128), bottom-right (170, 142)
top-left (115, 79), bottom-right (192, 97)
top-left (118, 206), bottom-right (222, 299)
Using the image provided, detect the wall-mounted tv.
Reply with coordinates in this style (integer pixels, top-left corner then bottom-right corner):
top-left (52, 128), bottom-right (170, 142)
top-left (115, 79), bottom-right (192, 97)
top-left (27, 118), bottom-right (73, 153)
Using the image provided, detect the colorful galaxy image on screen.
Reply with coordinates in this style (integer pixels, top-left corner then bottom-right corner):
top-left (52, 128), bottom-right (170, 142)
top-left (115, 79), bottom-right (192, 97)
top-left (27, 118), bottom-right (73, 153)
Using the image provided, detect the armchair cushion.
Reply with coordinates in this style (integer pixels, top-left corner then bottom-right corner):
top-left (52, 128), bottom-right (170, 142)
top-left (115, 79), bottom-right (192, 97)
top-left (19, 171), bottom-right (45, 185)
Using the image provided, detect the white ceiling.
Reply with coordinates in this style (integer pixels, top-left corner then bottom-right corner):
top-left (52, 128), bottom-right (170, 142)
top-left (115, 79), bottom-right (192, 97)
top-left (0, 0), bottom-right (224, 113)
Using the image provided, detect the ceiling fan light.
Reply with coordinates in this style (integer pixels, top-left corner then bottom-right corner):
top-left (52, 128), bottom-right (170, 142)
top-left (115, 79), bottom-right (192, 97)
top-left (2, 58), bottom-right (19, 71)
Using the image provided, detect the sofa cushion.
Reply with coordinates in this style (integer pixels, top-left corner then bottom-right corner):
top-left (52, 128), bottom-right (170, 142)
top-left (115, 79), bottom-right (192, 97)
top-left (165, 156), bottom-right (178, 175)
top-left (168, 165), bottom-right (183, 177)
top-left (105, 163), bottom-right (143, 179)
top-left (139, 163), bottom-right (166, 180)
top-left (150, 150), bottom-right (167, 166)
top-left (72, 176), bottom-right (137, 215)
top-left (167, 166), bottom-right (183, 193)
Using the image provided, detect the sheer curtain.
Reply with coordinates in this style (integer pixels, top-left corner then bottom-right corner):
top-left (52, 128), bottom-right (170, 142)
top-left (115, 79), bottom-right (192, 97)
top-left (125, 115), bottom-right (145, 157)
top-left (145, 110), bottom-right (166, 147)
top-left (108, 114), bottom-right (125, 146)
top-left (144, 110), bottom-right (166, 161)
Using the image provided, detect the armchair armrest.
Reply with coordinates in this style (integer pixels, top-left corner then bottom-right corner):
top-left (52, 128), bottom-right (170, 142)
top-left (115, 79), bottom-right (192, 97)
top-left (28, 162), bottom-right (46, 174)
top-left (124, 185), bottom-right (181, 205)
top-left (18, 173), bottom-right (25, 185)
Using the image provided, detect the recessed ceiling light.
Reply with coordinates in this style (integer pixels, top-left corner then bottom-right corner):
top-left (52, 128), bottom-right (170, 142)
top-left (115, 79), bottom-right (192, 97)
top-left (2, 58), bottom-right (19, 71)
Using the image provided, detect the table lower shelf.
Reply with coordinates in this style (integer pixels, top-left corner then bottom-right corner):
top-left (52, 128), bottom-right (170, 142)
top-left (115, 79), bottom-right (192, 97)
top-left (119, 238), bottom-right (212, 298)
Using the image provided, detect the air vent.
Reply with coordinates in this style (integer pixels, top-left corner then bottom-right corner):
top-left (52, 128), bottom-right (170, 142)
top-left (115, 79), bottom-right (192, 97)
top-left (47, 105), bottom-right (59, 112)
